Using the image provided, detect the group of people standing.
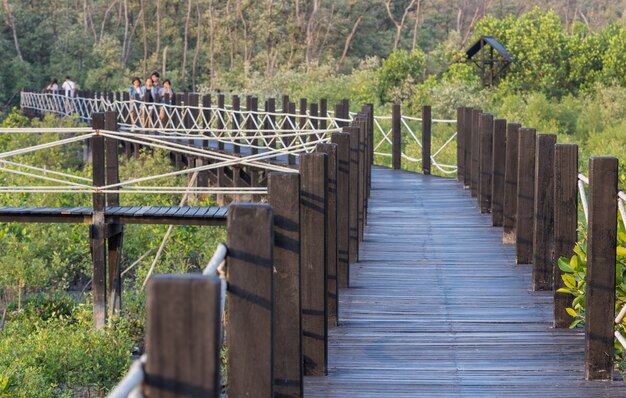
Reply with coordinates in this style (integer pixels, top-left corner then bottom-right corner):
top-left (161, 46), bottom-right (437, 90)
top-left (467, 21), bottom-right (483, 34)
top-left (45, 76), bottom-right (77, 114)
top-left (129, 72), bottom-right (175, 125)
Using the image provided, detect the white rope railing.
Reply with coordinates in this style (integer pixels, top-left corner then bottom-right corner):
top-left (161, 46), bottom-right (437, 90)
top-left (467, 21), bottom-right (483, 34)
top-left (578, 174), bottom-right (589, 224)
top-left (614, 191), bottom-right (626, 350)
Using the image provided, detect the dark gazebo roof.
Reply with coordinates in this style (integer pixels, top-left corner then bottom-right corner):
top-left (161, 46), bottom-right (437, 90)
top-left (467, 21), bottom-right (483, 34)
top-left (465, 36), bottom-right (513, 61)
top-left (463, 36), bottom-right (514, 85)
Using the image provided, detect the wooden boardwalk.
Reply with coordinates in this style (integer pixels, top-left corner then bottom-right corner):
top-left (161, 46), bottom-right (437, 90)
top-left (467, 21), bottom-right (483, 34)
top-left (304, 167), bottom-right (626, 397)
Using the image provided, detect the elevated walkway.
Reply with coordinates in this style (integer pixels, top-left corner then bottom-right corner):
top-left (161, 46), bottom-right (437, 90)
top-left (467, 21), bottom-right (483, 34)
top-left (304, 167), bottom-right (626, 397)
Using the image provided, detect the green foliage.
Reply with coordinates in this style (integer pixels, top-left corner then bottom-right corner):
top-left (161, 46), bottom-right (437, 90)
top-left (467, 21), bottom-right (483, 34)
top-left (0, 296), bottom-right (135, 397)
top-left (377, 49), bottom-right (425, 104)
top-left (557, 215), bottom-right (626, 366)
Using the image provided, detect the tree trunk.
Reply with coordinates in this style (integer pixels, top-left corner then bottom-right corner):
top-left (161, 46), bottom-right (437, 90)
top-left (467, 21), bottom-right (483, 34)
top-left (411, 0), bottom-right (422, 52)
top-left (139, 0), bottom-right (148, 77)
top-left (2, 0), bottom-right (24, 61)
top-left (336, 15), bottom-right (363, 72)
top-left (152, 0), bottom-right (161, 72)
top-left (181, 0), bottom-right (192, 83)
top-left (192, 3), bottom-right (203, 89)
top-left (385, 0), bottom-right (417, 51)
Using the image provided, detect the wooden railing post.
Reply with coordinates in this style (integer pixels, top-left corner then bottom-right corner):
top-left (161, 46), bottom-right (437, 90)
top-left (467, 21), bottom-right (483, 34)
top-left (491, 118), bottom-right (507, 226)
top-left (217, 94), bottom-right (225, 150)
top-left (300, 98), bottom-right (308, 130)
top-left (503, 123), bottom-right (521, 244)
top-left (478, 113), bottom-right (494, 213)
top-left (300, 153), bottom-right (328, 376)
top-left (227, 203), bottom-right (275, 396)
top-left (357, 115), bottom-right (366, 242)
top-left (268, 173), bottom-right (302, 397)
top-left (144, 274), bottom-right (222, 397)
top-left (533, 134), bottom-right (557, 290)
top-left (365, 104), bottom-right (374, 197)
top-left (316, 143), bottom-right (339, 328)
top-left (516, 128), bottom-right (536, 264)
top-left (319, 99), bottom-right (327, 129)
top-left (553, 144), bottom-right (578, 328)
top-left (422, 105), bottom-right (432, 175)
top-left (332, 132), bottom-right (351, 289)
top-left (104, 111), bottom-right (123, 314)
top-left (288, 102), bottom-right (297, 165)
top-left (266, 97), bottom-right (276, 149)
top-left (231, 95), bottom-right (241, 153)
top-left (392, 104), bottom-right (401, 170)
top-left (463, 107), bottom-right (473, 189)
top-left (585, 156), bottom-right (618, 381)
top-left (91, 113), bottom-right (107, 330)
top-left (470, 108), bottom-right (481, 197)
top-left (456, 107), bottom-right (465, 182)
top-left (344, 126), bottom-right (360, 264)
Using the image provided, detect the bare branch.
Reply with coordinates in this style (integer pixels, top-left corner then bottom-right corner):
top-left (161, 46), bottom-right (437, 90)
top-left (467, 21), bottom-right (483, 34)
top-left (336, 15), bottom-right (363, 72)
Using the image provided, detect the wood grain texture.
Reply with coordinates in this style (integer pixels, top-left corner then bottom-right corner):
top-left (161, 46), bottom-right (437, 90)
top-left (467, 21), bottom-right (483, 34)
top-left (227, 204), bottom-right (274, 396)
top-left (332, 133), bottom-right (351, 289)
top-left (470, 108), bottom-right (481, 198)
top-left (344, 126), bottom-right (360, 265)
top-left (503, 123), bottom-right (521, 244)
top-left (316, 143), bottom-right (339, 328)
top-left (456, 107), bottom-right (465, 182)
top-left (516, 128), bottom-right (536, 264)
top-left (269, 173), bottom-right (302, 397)
top-left (392, 104), bottom-right (401, 170)
top-left (463, 107), bottom-right (472, 189)
top-left (478, 113), bottom-right (493, 213)
top-left (303, 167), bottom-right (626, 397)
top-left (532, 134), bottom-right (556, 291)
top-left (300, 153), bottom-right (328, 376)
top-left (585, 157), bottom-right (618, 381)
top-left (422, 105), bottom-right (431, 175)
top-left (145, 275), bottom-right (221, 398)
top-left (491, 118), bottom-right (506, 227)
top-left (553, 144), bottom-right (578, 328)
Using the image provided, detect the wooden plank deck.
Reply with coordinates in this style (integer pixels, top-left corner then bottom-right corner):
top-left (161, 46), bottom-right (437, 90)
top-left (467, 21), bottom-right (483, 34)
top-left (304, 166), bottom-right (626, 397)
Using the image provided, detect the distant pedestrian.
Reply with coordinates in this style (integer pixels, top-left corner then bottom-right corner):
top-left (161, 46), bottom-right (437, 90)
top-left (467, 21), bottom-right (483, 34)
top-left (159, 79), bottom-right (174, 123)
top-left (151, 71), bottom-right (161, 92)
top-left (46, 78), bottom-right (59, 91)
top-left (62, 76), bottom-right (76, 114)
top-left (129, 77), bottom-right (142, 127)
top-left (140, 78), bottom-right (158, 126)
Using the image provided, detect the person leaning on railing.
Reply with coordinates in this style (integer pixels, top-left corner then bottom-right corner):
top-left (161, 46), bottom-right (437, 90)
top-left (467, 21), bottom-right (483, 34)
top-left (159, 79), bottom-right (175, 125)
top-left (140, 78), bottom-right (158, 128)
top-left (129, 77), bottom-right (142, 129)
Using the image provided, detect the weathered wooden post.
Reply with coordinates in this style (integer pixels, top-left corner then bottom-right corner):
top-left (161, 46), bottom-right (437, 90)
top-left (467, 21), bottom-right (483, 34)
top-left (457, 107), bottom-right (465, 182)
top-left (532, 134), bottom-right (557, 290)
top-left (310, 102), bottom-right (319, 133)
top-left (266, 97), bottom-right (276, 149)
top-left (217, 94), bottom-right (225, 151)
top-left (471, 108), bottom-right (481, 198)
top-left (553, 144), bottom-right (578, 328)
top-left (91, 113), bottom-right (107, 329)
top-left (422, 105), bottom-right (432, 175)
top-left (357, 116), bottom-right (366, 242)
top-left (344, 126), bottom-right (360, 264)
top-left (392, 104), bottom-right (401, 170)
top-left (104, 111), bottom-right (123, 314)
top-left (144, 274), bottom-right (222, 397)
top-left (300, 153), bottom-right (328, 376)
top-left (227, 203), bottom-right (275, 395)
top-left (249, 97), bottom-right (260, 191)
top-left (288, 102), bottom-right (297, 165)
top-left (462, 107), bottom-right (472, 189)
top-left (300, 98), bottom-right (308, 130)
top-left (332, 132), bottom-right (351, 289)
top-left (478, 113), bottom-right (494, 213)
top-left (503, 123), bottom-right (521, 244)
top-left (491, 118), bottom-right (507, 226)
top-left (232, 95), bottom-right (241, 153)
top-left (516, 128), bottom-right (536, 264)
top-left (268, 173), bottom-right (302, 397)
top-left (320, 99), bottom-right (328, 130)
top-left (316, 143), bottom-right (339, 328)
top-left (585, 156), bottom-right (618, 381)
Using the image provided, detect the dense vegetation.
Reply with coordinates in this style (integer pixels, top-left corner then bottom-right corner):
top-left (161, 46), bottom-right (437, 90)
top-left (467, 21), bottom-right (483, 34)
top-left (1, 0), bottom-right (626, 394)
